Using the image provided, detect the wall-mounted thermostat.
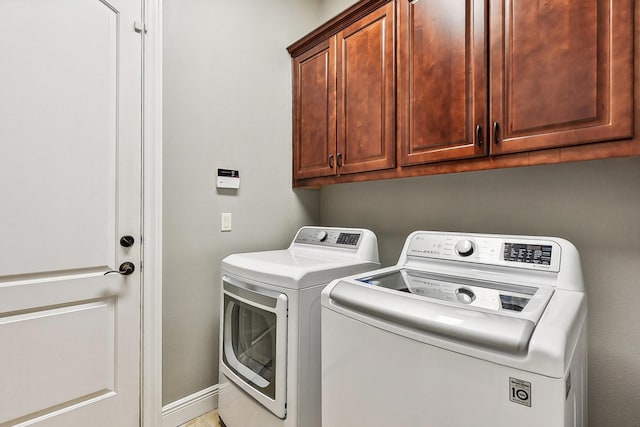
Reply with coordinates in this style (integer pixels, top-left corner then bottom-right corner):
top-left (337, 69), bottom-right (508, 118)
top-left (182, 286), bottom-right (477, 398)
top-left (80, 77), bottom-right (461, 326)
top-left (217, 169), bottom-right (240, 189)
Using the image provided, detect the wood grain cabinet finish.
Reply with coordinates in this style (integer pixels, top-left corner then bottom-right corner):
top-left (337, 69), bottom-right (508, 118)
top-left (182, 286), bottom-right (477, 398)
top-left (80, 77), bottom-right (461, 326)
top-left (290, 1), bottom-right (395, 180)
top-left (336, 1), bottom-right (396, 174)
top-left (292, 39), bottom-right (337, 180)
top-left (398, 0), bottom-right (488, 165)
top-left (490, 0), bottom-right (634, 154)
top-left (288, 0), bottom-right (638, 187)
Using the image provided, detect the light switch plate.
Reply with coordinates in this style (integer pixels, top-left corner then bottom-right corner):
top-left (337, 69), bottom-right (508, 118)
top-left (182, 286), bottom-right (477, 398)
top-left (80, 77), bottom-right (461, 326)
top-left (221, 213), bottom-right (232, 232)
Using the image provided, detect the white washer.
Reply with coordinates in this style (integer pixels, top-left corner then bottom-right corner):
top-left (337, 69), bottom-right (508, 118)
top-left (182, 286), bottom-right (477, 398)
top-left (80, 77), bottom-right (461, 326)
top-left (322, 231), bottom-right (587, 427)
top-left (219, 226), bottom-right (379, 427)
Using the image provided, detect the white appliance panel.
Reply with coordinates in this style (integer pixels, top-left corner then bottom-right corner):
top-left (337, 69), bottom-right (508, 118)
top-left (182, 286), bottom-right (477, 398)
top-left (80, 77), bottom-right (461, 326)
top-left (322, 307), bottom-right (587, 427)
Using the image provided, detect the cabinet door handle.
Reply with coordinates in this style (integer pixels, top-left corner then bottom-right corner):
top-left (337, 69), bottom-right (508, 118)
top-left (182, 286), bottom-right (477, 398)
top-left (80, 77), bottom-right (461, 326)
top-left (336, 152), bottom-right (343, 167)
top-left (328, 154), bottom-right (335, 168)
top-left (475, 124), bottom-right (483, 146)
top-left (493, 122), bottom-right (500, 144)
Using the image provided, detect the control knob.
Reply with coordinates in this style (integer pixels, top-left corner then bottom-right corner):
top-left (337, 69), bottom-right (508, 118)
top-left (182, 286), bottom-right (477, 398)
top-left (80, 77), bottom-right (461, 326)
top-left (455, 288), bottom-right (476, 304)
top-left (455, 239), bottom-right (475, 257)
top-left (317, 231), bottom-right (328, 242)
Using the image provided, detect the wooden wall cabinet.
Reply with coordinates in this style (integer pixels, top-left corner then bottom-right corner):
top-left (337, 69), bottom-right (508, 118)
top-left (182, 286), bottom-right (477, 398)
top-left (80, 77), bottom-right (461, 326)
top-left (290, 1), bottom-right (395, 181)
top-left (399, 0), bottom-right (634, 163)
top-left (490, 0), bottom-right (634, 155)
top-left (289, 0), bottom-right (637, 187)
top-left (291, 39), bottom-right (336, 180)
top-left (398, 0), bottom-right (488, 165)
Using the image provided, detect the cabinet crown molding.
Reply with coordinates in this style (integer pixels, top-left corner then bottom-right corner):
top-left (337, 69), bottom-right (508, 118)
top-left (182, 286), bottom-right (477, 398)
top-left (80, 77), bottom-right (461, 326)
top-left (287, 0), bottom-right (391, 57)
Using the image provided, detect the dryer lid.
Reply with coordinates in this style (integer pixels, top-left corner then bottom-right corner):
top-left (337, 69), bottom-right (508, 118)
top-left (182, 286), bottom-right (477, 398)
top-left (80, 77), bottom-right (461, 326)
top-left (222, 249), bottom-right (380, 289)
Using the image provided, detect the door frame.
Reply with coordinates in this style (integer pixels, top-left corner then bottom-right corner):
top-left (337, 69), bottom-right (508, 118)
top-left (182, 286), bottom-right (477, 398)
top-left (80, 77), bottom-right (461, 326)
top-left (142, 0), bottom-right (163, 425)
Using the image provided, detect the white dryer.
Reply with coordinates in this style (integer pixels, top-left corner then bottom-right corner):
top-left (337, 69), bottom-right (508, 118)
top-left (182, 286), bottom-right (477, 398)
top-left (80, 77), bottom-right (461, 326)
top-left (219, 226), bottom-right (379, 427)
top-left (322, 231), bottom-right (587, 427)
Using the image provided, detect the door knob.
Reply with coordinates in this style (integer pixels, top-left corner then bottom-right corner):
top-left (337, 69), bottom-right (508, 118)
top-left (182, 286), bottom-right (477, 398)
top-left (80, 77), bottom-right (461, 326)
top-left (104, 262), bottom-right (136, 276)
top-left (120, 235), bottom-right (135, 247)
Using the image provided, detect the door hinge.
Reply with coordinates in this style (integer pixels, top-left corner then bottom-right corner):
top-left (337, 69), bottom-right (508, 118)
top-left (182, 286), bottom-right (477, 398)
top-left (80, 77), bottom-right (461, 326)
top-left (134, 21), bottom-right (147, 34)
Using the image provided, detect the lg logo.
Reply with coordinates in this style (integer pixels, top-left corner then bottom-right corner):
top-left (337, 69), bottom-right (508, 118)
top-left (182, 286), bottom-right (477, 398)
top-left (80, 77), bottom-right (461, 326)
top-left (509, 377), bottom-right (532, 407)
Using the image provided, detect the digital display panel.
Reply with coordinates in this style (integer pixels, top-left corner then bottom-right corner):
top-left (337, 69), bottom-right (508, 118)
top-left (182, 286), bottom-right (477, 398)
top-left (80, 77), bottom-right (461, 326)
top-left (337, 233), bottom-right (360, 246)
top-left (503, 243), bottom-right (552, 265)
top-left (499, 294), bottom-right (530, 312)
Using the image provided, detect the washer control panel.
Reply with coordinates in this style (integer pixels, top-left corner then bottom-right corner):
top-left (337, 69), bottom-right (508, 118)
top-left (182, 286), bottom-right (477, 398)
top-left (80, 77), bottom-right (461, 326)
top-left (294, 227), bottom-right (362, 249)
top-left (407, 233), bottom-right (561, 272)
top-left (503, 242), bottom-right (553, 265)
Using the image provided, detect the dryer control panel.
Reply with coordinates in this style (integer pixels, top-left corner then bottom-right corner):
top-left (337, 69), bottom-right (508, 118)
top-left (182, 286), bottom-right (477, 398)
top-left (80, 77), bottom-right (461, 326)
top-left (406, 232), bottom-right (562, 272)
top-left (294, 227), bottom-right (363, 249)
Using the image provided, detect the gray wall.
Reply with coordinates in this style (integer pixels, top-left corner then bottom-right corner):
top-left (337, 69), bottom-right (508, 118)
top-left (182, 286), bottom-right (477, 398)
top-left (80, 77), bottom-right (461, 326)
top-left (321, 157), bottom-right (640, 425)
top-left (162, 0), bottom-right (322, 405)
top-left (319, 0), bottom-right (354, 19)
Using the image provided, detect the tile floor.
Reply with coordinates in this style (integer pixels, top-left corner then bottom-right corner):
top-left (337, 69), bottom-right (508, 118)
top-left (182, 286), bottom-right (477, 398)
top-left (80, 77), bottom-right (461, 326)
top-left (179, 410), bottom-right (220, 427)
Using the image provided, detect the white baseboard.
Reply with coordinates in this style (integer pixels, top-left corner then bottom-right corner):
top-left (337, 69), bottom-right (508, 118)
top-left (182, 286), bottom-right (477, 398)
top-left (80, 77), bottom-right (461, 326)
top-left (161, 385), bottom-right (219, 427)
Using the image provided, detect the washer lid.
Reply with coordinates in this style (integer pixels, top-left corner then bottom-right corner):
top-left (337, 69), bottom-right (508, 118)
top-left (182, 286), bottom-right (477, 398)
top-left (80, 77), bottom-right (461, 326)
top-left (329, 268), bottom-right (554, 353)
top-left (357, 269), bottom-right (553, 318)
top-left (222, 249), bottom-right (380, 289)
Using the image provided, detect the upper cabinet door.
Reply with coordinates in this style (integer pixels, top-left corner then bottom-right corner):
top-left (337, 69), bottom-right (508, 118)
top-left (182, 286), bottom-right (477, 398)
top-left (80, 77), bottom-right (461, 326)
top-left (490, 0), bottom-right (634, 155)
top-left (336, 2), bottom-right (396, 175)
top-left (398, 0), bottom-right (488, 165)
top-left (293, 38), bottom-right (337, 180)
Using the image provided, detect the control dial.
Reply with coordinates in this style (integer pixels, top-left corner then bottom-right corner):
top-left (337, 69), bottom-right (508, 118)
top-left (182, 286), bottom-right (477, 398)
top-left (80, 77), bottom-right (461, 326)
top-left (316, 231), bottom-right (328, 242)
top-left (455, 239), bottom-right (475, 257)
top-left (455, 288), bottom-right (476, 304)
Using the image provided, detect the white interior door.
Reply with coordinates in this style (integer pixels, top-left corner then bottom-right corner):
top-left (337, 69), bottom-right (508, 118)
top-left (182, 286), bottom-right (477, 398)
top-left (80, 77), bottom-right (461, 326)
top-left (0, 0), bottom-right (143, 425)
